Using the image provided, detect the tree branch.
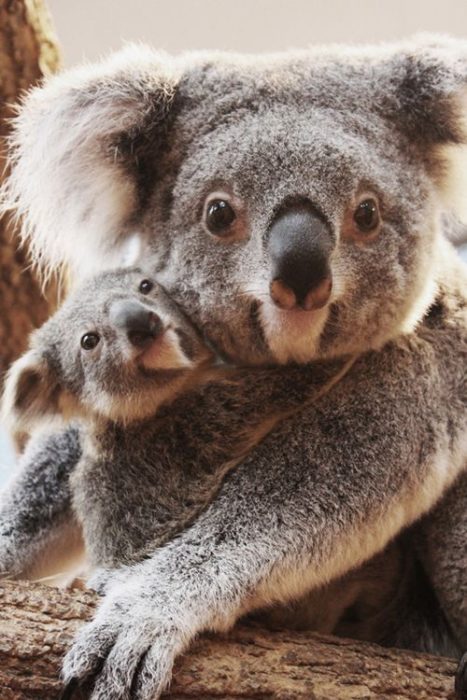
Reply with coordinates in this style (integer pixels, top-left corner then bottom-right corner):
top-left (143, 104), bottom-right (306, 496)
top-left (0, 0), bottom-right (60, 381)
top-left (0, 579), bottom-right (458, 699)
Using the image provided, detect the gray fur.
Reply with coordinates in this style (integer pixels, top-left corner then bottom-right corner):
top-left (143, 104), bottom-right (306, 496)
top-left (0, 425), bottom-right (81, 579)
top-left (1, 34), bottom-right (467, 699)
top-left (253, 535), bottom-right (460, 659)
top-left (0, 266), bottom-right (214, 582)
top-left (3, 265), bottom-right (466, 699)
top-left (3, 268), bottom-right (356, 570)
top-left (414, 470), bottom-right (467, 651)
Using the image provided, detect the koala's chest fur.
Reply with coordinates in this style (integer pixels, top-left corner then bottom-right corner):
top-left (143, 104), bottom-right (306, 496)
top-left (70, 358), bottom-right (351, 567)
top-left (69, 283), bottom-right (466, 581)
top-left (72, 424), bottom-right (232, 567)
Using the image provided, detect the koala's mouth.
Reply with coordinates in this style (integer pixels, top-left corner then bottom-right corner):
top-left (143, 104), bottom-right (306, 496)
top-left (136, 328), bottom-right (195, 371)
top-left (258, 300), bottom-right (330, 364)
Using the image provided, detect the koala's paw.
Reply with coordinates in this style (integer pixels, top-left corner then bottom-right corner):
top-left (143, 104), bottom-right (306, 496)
top-left (455, 652), bottom-right (467, 700)
top-left (61, 582), bottom-right (185, 700)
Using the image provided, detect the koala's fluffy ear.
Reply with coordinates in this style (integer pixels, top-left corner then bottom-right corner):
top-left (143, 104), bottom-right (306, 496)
top-left (1, 349), bottom-right (61, 431)
top-left (1, 44), bottom-right (179, 280)
top-left (389, 35), bottom-right (467, 222)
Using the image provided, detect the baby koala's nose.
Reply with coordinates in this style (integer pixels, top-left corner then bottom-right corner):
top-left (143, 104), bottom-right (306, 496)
top-left (109, 300), bottom-right (163, 349)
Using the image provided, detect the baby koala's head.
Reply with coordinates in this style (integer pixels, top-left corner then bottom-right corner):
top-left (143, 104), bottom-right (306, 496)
top-left (2, 267), bottom-right (213, 428)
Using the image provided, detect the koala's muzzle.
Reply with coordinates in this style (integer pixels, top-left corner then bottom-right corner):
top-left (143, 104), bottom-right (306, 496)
top-left (267, 203), bottom-right (333, 311)
top-left (109, 300), bottom-right (163, 349)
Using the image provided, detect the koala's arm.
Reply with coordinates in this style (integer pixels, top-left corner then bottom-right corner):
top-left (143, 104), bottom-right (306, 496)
top-left (62, 326), bottom-right (466, 699)
top-left (71, 359), bottom-right (352, 569)
top-left (413, 471), bottom-right (467, 651)
top-left (0, 425), bottom-right (83, 579)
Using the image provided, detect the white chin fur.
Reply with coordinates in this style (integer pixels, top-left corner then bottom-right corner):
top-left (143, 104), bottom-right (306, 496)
top-left (260, 301), bottom-right (329, 364)
top-left (438, 88), bottom-right (467, 226)
top-left (139, 329), bottom-right (195, 370)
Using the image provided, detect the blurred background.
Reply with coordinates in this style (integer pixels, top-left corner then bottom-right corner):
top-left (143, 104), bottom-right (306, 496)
top-left (1, 0), bottom-right (466, 483)
top-left (48, 0), bottom-right (467, 65)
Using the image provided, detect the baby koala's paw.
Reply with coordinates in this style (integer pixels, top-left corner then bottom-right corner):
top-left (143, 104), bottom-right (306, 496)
top-left (0, 531), bottom-right (24, 579)
top-left (85, 567), bottom-right (116, 595)
top-left (86, 562), bottom-right (135, 594)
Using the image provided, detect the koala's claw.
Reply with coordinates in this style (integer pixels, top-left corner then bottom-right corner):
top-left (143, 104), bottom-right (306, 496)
top-left (455, 652), bottom-right (467, 700)
top-left (129, 642), bottom-right (176, 700)
top-left (62, 620), bottom-right (117, 683)
top-left (87, 636), bottom-right (174, 700)
top-left (62, 584), bottom-right (183, 700)
top-left (64, 632), bottom-right (175, 700)
top-left (58, 678), bottom-right (85, 700)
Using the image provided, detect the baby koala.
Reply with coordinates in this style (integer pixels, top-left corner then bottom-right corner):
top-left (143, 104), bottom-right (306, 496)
top-left (3, 267), bottom-right (213, 430)
top-left (1, 264), bottom-right (347, 574)
top-left (0, 266), bottom-right (459, 663)
top-left (2, 267), bottom-right (214, 569)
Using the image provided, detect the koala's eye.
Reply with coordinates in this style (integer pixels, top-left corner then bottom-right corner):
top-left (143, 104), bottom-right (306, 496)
top-left (205, 199), bottom-right (236, 235)
top-left (81, 333), bottom-right (100, 350)
top-left (353, 198), bottom-right (380, 233)
top-left (139, 279), bottom-right (154, 295)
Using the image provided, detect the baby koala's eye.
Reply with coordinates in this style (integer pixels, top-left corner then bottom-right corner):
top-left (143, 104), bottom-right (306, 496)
top-left (353, 198), bottom-right (380, 233)
top-left (139, 279), bottom-right (154, 295)
top-left (81, 333), bottom-right (100, 350)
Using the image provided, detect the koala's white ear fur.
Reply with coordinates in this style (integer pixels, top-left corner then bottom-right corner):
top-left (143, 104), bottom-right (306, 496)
top-left (1, 44), bottom-right (179, 281)
top-left (1, 349), bottom-right (60, 431)
top-left (395, 34), bottom-right (467, 223)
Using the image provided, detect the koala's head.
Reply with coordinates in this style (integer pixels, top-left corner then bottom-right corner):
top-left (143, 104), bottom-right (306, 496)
top-left (4, 35), bottom-right (467, 364)
top-left (2, 268), bottom-right (212, 429)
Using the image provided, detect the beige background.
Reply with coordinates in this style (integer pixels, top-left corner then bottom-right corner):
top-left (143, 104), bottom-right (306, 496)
top-left (48, 0), bottom-right (467, 66)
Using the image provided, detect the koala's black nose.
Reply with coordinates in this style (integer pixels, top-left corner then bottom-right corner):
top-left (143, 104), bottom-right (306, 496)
top-left (109, 300), bottom-right (163, 349)
top-left (267, 202), bottom-right (334, 311)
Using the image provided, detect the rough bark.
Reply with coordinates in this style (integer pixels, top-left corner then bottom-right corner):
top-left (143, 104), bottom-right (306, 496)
top-left (0, 0), bottom-right (60, 378)
top-left (0, 579), bottom-right (458, 700)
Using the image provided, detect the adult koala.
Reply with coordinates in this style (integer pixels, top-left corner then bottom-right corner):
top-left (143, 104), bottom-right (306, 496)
top-left (3, 34), bottom-right (467, 699)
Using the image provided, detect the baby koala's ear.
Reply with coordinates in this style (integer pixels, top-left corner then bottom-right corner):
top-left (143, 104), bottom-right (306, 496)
top-left (1, 349), bottom-right (61, 431)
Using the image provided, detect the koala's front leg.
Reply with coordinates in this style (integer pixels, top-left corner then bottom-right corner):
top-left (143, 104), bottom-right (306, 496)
top-left (0, 425), bottom-right (83, 579)
top-left (62, 358), bottom-right (465, 700)
top-left (414, 470), bottom-right (467, 652)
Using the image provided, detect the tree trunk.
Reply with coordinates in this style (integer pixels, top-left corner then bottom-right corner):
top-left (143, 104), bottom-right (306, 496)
top-left (0, 579), bottom-right (458, 700)
top-left (0, 0), bottom-right (60, 377)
